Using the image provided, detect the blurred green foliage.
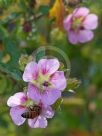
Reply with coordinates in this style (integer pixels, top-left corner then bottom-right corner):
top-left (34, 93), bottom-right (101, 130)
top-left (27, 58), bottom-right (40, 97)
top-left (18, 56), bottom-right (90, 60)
top-left (0, 0), bottom-right (102, 136)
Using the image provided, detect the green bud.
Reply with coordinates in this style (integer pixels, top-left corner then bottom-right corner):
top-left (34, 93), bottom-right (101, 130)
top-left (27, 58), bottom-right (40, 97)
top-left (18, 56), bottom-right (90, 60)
top-left (52, 98), bottom-right (63, 110)
top-left (67, 78), bottom-right (81, 91)
top-left (50, 28), bottom-right (64, 41)
top-left (59, 62), bottom-right (65, 71)
top-left (19, 54), bottom-right (33, 71)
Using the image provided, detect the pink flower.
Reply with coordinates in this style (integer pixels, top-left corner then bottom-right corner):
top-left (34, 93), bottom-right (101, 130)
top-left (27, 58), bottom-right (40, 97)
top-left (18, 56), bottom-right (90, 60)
top-left (23, 59), bottom-right (66, 91)
top-left (7, 92), bottom-right (54, 128)
top-left (64, 7), bottom-right (98, 44)
top-left (28, 84), bottom-right (61, 106)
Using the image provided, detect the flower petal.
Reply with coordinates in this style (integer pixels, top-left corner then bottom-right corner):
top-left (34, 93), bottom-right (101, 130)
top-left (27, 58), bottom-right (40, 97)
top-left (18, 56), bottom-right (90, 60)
top-left (23, 61), bottom-right (38, 82)
top-left (10, 106), bottom-right (26, 126)
top-left (64, 14), bottom-right (72, 31)
top-left (68, 31), bottom-right (78, 44)
top-left (50, 71), bottom-right (67, 91)
top-left (41, 89), bottom-right (61, 106)
top-left (74, 7), bottom-right (89, 17)
top-left (7, 92), bottom-right (27, 107)
top-left (28, 84), bottom-right (41, 103)
top-left (42, 106), bottom-right (54, 118)
top-left (78, 30), bottom-right (94, 43)
top-left (28, 116), bottom-right (47, 128)
top-left (38, 59), bottom-right (60, 75)
top-left (83, 14), bottom-right (98, 30)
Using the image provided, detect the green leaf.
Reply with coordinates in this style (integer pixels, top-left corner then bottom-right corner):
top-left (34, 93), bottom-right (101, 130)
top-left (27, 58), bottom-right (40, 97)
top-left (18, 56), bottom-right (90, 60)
top-left (35, 47), bottom-right (46, 62)
top-left (39, 5), bottom-right (50, 15)
top-left (0, 37), bottom-right (22, 80)
top-left (0, 64), bottom-right (22, 81)
top-left (0, 13), bottom-right (21, 26)
top-left (0, 0), bottom-right (15, 10)
top-left (0, 73), bottom-right (7, 94)
top-left (0, 25), bottom-right (8, 39)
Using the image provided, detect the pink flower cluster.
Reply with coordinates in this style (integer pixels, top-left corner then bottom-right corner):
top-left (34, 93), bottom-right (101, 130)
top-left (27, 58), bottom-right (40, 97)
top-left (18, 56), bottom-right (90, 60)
top-left (7, 59), bottom-right (67, 128)
top-left (64, 7), bottom-right (98, 44)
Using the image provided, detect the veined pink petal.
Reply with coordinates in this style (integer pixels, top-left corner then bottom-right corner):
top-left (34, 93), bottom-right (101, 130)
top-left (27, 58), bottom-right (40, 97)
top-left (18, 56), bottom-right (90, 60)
top-left (83, 14), bottom-right (98, 30)
top-left (10, 106), bottom-right (26, 126)
top-left (42, 106), bottom-right (54, 118)
top-left (28, 116), bottom-right (47, 128)
top-left (68, 31), bottom-right (78, 44)
top-left (50, 71), bottom-right (67, 91)
top-left (38, 59), bottom-right (60, 75)
top-left (64, 14), bottom-right (72, 31)
top-left (7, 92), bottom-right (27, 107)
top-left (78, 30), bottom-right (94, 43)
top-left (28, 84), bottom-right (41, 103)
top-left (74, 7), bottom-right (89, 17)
top-left (41, 89), bottom-right (61, 106)
top-left (23, 61), bottom-right (38, 82)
